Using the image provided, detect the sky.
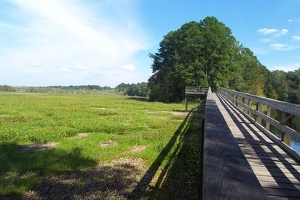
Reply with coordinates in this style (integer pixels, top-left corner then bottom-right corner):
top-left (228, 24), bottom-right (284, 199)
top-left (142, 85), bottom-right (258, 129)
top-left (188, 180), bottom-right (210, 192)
top-left (0, 0), bottom-right (300, 87)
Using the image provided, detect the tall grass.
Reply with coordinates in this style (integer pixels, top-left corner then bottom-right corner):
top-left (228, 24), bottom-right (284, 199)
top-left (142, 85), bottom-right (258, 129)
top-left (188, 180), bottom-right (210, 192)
top-left (0, 92), bottom-right (203, 199)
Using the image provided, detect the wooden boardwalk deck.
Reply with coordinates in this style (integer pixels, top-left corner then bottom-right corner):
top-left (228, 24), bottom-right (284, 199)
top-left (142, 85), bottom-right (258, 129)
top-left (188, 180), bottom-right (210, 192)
top-left (215, 92), bottom-right (300, 199)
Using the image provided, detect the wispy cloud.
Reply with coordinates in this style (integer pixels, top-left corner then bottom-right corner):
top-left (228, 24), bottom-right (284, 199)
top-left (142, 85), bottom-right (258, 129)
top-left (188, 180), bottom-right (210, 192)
top-left (278, 29), bottom-right (288, 36)
top-left (258, 38), bottom-right (273, 43)
top-left (271, 63), bottom-right (300, 71)
top-left (293, 35), bottom-right (300, 41)
top-left (0, 0), bottom-right (151, 86)
top-left (270, 43), bottom-right (288, 50)
top-left (121, 64), bottom-right (136, 71)
top-left (257, 28), bottom-right (288, 37)
top-left (257, 28), bottom-right (279, 35)
top-left (288, 18), bottom-right (300, 23)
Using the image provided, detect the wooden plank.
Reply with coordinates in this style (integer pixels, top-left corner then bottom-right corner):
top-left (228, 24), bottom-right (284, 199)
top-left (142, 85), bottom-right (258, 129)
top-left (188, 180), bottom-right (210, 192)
top-left (256, 176), bottom-right (300, 185)
top-left (267, 196), bottom-right (299, 200)
top-left (214, 93), bottom-right (300, 199)
top-left (251, 165), bottom-right (300, 173)
top-left (263, 188), bottom-right (300, 198)
top-left (260, 181), bottom-right (300, 190)
top-left (203, 92), bottom-right (267, 199)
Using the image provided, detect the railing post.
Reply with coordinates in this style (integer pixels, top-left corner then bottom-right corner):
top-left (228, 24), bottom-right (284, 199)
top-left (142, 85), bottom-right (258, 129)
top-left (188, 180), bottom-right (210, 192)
top-left (281, 112), bottom-right (292, 146)
top-left (265, 106), bottom-right (272, 131)
top-left (248, 100), bottom-right (253, 116)
top-left (238, 96), bottom-right (242, 109)
top-left (233, 94), bottom-right (237, 106)
top-left (256, 102), bottom-right (262, 124)
top-left (185, 97), bottom-right (188, 112)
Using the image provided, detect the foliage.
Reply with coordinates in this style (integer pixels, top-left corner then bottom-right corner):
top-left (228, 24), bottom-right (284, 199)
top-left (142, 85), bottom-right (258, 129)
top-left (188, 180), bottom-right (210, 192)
top-left (48, 85), bottom-right (111, 90)
top-left (148, 17), bottom-right (267, 102)
top-left (266, 69), bottom-right (300, 104)
top-left (116, 82), bottom-right (149, 97)
top-left (0, 85), bottom-right (113, 95)
top-left (0, 85), bottom-right (16, 92)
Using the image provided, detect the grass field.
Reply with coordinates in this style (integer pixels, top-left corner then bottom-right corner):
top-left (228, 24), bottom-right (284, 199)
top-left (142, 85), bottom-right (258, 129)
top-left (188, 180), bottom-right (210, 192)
top-left (0, 92), bottom-right (204, 199)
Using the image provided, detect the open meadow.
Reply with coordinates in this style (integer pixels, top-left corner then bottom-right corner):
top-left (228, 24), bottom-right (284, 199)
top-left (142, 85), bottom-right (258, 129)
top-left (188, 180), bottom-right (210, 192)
top-left (0, 92), bottom-right (204, 199)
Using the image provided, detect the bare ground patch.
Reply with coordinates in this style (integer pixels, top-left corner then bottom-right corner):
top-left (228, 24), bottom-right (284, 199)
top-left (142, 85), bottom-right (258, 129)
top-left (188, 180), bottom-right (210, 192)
top-left (17, 142), bottom-right (58, 153)
top-left (74, 133), bottom-right (90, 138)
top-left (170, 111), bottom-right (188, 116)
top-left (99, 140), bottom-right (117, 148)
top-left (160, 111), bottom-right (187, 116)
top-left (131, 145), bottom-right (147, 154)
top-left (23, 158), bottom-right (147, 200)
top-left (149, 116), bottom-right (167, 120)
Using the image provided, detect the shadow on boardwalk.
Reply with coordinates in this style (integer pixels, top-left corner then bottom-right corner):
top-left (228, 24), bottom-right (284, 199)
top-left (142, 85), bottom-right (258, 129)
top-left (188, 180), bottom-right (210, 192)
top-left (130, 107), bottom-right (204, 199)
top-left (217, 93), bottom-right (300, 199)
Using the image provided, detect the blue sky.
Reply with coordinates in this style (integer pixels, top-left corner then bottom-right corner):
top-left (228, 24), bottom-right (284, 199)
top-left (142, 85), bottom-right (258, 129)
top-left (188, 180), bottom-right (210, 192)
top-left (0, 0), bottom-right (300, 87)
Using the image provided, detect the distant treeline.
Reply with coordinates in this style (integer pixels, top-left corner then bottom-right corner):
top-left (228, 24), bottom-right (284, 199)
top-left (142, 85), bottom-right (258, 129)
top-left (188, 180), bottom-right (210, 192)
top-left (115, 82), bottom-right (148, 97)
top-left (48, 85), bottom-right (111, 90)
top-left (0, 83), bottom-right (149, 97)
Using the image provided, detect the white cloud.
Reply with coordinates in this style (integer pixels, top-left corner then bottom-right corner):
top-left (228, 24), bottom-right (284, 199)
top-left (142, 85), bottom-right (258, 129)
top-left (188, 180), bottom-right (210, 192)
top-left (288, 18), bottom-right (300, 23)
top-left (60, 67), bottom-right (73, 73)
top-left (280, 29), bottom-right (288, 35)
top-left (270, 43), bottom-right (288, 50)
top-left (0, 0), bottom-right (151, 87)
top-left (121, 64), bottom-right (136, 71)
top-left (293, 35), bottom-right (300, 41)
top-left (257, 28), bottom-right (288, 37)
top-left (257, 28), bottom-right (279, 35)
top-left (271, 63), bottom-right (300, 72)
top-left (258, 38), bottom-right (273, 43)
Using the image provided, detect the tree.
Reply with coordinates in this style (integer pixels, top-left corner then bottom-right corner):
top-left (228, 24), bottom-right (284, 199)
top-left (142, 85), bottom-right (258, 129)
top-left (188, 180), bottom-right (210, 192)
top-left (269, 70), bottom-right (289, 101)
top-left (200, 17), bottom-right (239, 91)
top-left (116, 82), bottom-right (148, 97)
top-left (236, 47), bottom-right (265, 95)
top-left (148, 17), bottom-right (239, 102)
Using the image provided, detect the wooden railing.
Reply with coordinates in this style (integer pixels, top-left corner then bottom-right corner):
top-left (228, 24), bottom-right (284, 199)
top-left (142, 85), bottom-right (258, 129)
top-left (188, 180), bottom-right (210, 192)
top-left (184, 86), bottom-right (210, 111)
top-left (185, 86), bottom-right (210, 95)
top-left (218, 87), bottom-right (300, 160)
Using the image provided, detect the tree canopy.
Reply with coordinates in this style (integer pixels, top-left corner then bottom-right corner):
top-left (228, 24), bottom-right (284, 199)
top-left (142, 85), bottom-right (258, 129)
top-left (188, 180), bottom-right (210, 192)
top-left (148, 17), bottom-right (267, 102)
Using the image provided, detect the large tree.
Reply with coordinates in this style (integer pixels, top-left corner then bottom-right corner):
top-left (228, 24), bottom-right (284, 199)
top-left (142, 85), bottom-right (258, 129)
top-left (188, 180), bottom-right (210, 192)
top-left (148, 17), bottom-right (241, 102)
top-left (148, 16), bottom-right (269, 102)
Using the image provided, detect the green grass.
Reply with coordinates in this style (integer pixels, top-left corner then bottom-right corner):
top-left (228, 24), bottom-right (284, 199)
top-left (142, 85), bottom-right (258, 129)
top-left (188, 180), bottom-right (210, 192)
top-left (0, 92), bottom-right (203, 199)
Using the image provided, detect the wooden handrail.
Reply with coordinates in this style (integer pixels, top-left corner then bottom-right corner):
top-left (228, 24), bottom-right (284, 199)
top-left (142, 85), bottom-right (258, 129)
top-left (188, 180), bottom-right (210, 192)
top-left (185, 86), bottom-right (209, 94)
top-left (218, 87), bottom-right (300, 160)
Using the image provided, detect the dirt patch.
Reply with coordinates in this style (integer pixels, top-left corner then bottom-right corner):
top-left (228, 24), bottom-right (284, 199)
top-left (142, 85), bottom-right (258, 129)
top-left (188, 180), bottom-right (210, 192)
top-left (23, 158), bottom-right (147, 199)
top-left (131, 145), bottom-right (147, 154)
top-left (131, 145), bottom-right (147, 153)
top-left (0, 114), bottom-right (11, 118)
top-left (99, 140), bottom-right (117, 148)
top-left (170, 111), bottom-right (188, 116)
top-left (74, 133), bottom-right (89, 138)
top-left (17, 142), bottom-right (58, 153)
top-left (149, 116), bottom-right (167, 120)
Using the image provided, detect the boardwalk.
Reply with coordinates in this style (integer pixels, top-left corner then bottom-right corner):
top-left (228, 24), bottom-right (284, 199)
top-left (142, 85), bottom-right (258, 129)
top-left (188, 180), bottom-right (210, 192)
top-left (215, 92), bottom-right (300, 199)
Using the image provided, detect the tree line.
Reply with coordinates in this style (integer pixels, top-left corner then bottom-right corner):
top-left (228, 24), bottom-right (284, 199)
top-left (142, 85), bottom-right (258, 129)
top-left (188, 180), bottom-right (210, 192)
top-left (0, 84), bottom-right (148, 96)
top-left (147, 16), bottom-right (300, 104)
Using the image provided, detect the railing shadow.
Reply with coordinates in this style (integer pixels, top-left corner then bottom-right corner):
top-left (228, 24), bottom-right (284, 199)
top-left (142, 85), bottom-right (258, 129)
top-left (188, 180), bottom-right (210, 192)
top-left (217, 93), bottom-right (300, 198)
top-left (130, 106), bottom-right (204, 199)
